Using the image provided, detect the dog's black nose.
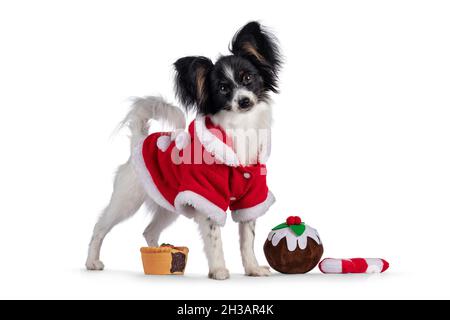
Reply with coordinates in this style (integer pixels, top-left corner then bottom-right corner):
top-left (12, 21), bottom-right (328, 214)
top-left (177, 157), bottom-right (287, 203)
top-left (238, 97), bottom-right (252, 109)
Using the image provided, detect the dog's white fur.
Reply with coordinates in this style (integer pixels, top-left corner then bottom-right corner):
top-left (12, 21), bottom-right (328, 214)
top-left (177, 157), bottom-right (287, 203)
top-left (86, 96), bottom-right (272, 279)
top-left (211, 99), bottom-right (272, 165)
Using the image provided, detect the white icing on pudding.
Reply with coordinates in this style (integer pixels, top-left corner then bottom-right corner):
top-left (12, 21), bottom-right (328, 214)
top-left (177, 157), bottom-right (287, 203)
top-left (267, 224), bottom-right (321, 252)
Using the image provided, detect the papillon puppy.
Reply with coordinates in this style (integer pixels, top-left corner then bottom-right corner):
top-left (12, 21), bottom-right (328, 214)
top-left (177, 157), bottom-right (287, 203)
top-left (86, 21), bottom-right (282, 280)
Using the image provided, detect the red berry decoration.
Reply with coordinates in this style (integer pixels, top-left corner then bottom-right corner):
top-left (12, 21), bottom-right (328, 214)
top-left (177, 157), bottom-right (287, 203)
top-left (286, 216), bottom-right (302, 226)
top-left (286, 216), bottom-right (296, 226)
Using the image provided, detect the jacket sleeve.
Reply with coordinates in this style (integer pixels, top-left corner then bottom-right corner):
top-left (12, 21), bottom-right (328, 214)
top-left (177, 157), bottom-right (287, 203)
top-left (229, 165), bottom-right (276, 222)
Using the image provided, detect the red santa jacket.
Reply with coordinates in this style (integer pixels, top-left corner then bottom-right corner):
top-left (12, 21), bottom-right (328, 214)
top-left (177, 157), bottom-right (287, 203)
top-left (132, 116), bottom-right (275, 226)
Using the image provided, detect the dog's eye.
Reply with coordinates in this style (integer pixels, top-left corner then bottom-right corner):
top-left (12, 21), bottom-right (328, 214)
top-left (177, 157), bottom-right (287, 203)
top-left (219, 85), bottom-right (229, 94)
top-left (242, 73), bottom-right (253, 85)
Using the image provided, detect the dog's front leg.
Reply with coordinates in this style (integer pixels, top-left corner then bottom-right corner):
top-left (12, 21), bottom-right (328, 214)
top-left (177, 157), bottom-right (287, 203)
top-left (239, 220), bottom-right (271, 276)
top-left (195, 215), bottom-right (230, 280)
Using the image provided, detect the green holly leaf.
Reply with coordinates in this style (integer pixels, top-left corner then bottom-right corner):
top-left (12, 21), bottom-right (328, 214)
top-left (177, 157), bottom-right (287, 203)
top-left (272, 222), bottom-right (289, 230)
top-left (290, 223), bottom-right (306, 236)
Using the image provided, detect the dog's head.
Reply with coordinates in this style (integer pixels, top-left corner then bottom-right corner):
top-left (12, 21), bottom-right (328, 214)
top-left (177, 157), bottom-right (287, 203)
top-left (174, 22), bottom-right (282, 116)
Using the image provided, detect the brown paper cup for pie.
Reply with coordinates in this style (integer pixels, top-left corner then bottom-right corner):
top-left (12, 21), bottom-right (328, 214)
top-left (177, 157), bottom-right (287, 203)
top-left (140, 246), bottom-right (189, 275)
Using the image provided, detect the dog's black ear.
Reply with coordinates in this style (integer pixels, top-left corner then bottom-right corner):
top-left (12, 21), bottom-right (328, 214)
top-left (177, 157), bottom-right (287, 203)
top-left (230, 21), bottom-right (282, 92)
top-left (174, 56), bottom-right (213, 113)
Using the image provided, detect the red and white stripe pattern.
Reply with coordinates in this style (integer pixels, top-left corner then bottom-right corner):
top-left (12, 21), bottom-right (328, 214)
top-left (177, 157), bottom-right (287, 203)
top-left (319, 258), bottom-right (389, 274)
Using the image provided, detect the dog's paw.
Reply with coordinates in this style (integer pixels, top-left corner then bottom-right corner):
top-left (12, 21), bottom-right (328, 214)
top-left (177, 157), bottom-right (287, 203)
top-left (85, 259), bottom-right (104, 271)
top-left (208, 268), bottom-right (230, 280)
top-left (245, 265), bottom-right (271, 277)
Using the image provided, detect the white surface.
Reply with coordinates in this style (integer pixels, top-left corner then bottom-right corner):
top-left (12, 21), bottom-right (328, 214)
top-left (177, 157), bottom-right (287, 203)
top-left (1, 0), bottom-right (450, 299)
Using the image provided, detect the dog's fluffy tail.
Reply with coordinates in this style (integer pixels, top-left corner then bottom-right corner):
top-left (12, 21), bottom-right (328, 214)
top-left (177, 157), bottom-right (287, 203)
top-left (119, 96), bottom-right (186, 148)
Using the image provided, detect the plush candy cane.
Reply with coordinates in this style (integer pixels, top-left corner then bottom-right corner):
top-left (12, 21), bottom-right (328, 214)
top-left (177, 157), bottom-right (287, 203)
top-left (319, 258), bottom-right (389, 274)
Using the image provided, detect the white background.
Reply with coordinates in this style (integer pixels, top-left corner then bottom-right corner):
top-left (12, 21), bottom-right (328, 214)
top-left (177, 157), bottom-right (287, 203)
top-left (1, 0), bottom-right (449, 299)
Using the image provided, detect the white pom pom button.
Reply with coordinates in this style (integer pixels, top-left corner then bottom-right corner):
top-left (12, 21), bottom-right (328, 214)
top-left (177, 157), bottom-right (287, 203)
top-left (156, 135), bottom-right (171, 152)
top-left (174, 131), bottom-right (190, 150)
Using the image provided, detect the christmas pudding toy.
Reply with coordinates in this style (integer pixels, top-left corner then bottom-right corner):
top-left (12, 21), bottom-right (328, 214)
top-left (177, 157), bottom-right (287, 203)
top-left (140, 244), bottom-right (189, 275)
top-left (264, 216), bottom-right (323, 274)
top-left (319, 258), bottom-right (389, 274)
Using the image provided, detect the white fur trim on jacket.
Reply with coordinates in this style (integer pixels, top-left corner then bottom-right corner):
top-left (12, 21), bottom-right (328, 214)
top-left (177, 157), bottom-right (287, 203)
top-left (231, 191), bottom-right (276, 222)
top-left (131, 139), bottom-right (175, 212)
top-left (194, 116), bottom-right (240, 167)
top-left (174, 191), bottom-right (227, 226)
